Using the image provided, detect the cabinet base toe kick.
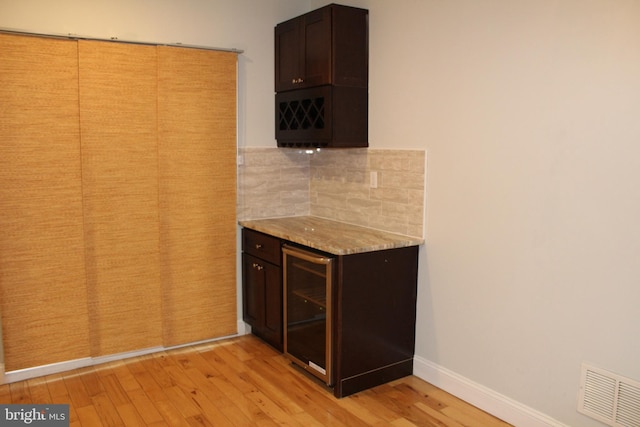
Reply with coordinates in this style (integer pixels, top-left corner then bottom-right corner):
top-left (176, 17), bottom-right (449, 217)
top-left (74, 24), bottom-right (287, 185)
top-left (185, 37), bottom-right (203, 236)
top-left (334, 358), bottom-right (414, 398)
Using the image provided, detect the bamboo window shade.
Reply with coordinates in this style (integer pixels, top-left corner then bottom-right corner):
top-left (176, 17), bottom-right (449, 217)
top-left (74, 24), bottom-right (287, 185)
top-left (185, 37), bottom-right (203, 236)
top-left (0, 34), bottom-right (90, 371)
top-left (0, 33), bottom-right (238, 372)
top-left (158, 46), bottom-right (238, 346)
top-left (79, 40), bottom-right (163, 357)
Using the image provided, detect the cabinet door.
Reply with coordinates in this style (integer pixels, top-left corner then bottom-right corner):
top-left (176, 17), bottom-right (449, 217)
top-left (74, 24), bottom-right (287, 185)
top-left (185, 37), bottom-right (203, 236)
top-left (242, 253), bottom-right (283, 350)
top-left (275, 18), bottom-right (302, 92)
top-left (242, 253), bottom-right (265, 328)
top-left (275, 7), bottom-right (331, 92)
top-left (300, 7), bottom-right (332, 89)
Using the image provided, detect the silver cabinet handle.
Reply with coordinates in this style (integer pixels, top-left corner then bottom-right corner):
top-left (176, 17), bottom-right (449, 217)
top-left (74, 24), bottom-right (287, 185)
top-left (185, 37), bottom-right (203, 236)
top-left (255, 243), bottom-right (263, 249)
top-left (252, 262), bottom-right (264, 271)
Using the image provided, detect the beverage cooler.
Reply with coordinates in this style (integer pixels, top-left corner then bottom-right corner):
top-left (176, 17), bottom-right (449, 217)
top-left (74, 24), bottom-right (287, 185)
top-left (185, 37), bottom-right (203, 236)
top-left (282, 244), bottom-right (334, 386)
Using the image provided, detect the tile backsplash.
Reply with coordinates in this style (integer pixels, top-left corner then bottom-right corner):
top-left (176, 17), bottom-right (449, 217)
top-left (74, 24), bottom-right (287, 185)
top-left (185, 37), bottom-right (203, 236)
top-left (237, 147), bottom-right (310, 220)
top-left (238, 147), bottom-right (425, 238)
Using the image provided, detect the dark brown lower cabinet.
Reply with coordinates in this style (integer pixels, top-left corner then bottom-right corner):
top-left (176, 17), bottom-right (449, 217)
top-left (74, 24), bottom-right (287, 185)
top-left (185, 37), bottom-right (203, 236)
top-left (241, 228), bottom-right (419, 397)
top-left (242, 229), bottom-right (283, 351)
top-left (333, 246), bottom-right (419, 397)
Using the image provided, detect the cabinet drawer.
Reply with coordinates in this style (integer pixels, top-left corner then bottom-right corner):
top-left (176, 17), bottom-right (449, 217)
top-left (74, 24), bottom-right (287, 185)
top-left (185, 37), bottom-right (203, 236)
top-left (243, 229), bottom-right (281, 266)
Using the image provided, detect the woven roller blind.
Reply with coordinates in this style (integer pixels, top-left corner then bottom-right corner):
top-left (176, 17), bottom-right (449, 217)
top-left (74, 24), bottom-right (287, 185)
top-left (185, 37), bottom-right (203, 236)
top-left (0, 34), bottom-right (90, 371)
top-left (158, 46), bottom-right (238, 346)
top-left (0, 33), bottom-right (238, 370)
top-left (79, 40), bottom-right (163, 356)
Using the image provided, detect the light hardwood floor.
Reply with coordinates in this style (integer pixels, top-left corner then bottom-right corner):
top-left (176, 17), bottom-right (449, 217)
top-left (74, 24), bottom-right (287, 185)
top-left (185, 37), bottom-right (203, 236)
top-left (0, 335), bottom-right (512, 426)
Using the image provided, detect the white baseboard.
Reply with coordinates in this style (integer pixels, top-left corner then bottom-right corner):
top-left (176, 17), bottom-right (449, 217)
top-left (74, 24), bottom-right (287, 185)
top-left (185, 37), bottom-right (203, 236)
top-left (4, 357), bottom-right (95, 384)
top-left (412, 356), bottom-right (570, 427)
top-left (3, 332), bottom-right (242, 385)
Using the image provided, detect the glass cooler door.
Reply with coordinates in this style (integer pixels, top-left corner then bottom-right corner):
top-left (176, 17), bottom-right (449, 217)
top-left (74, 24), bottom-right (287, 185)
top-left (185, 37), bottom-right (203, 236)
top-left (282, 244), bottom-right (334, 385)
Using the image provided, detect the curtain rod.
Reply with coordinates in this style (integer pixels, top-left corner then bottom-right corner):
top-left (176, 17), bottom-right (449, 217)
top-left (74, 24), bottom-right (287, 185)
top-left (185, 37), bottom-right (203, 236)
top-left (0, 28), bottom-right (244, 54)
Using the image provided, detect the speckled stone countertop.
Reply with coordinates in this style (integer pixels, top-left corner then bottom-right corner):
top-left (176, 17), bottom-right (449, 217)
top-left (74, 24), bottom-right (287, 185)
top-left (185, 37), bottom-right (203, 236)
top-left (239, 216), bottom-right (424, 255)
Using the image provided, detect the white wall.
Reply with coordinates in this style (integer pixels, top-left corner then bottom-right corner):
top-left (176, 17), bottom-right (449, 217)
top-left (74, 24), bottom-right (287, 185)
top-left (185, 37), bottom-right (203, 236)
top-left (4, 1), bottom-right (640, 426)
top-left (311, 0), bottom-right (640, 425)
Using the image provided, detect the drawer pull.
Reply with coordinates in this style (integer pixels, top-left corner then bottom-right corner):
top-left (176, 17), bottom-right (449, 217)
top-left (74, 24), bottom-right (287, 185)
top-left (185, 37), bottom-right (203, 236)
top-left (252, 262), bottom-right (264, 271)
top-left (255, 243), bottom-right (263, 249)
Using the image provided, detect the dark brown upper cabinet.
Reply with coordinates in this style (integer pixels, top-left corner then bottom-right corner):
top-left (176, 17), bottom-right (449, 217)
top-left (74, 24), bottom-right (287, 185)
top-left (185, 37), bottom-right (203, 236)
top-left (275, 4), bottom-right (368, 92)
top-left (275, 4), bottom-right (368, 148)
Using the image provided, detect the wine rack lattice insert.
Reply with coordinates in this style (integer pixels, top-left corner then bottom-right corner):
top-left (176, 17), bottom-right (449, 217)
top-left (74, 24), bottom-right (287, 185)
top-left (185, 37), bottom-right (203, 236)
top-left (278, 97), bottom-right (325, 131)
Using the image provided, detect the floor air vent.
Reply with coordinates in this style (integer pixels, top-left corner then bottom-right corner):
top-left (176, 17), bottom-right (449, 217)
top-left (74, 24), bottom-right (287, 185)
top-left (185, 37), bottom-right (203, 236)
top-left (578, 363), bottom-right (640, 427)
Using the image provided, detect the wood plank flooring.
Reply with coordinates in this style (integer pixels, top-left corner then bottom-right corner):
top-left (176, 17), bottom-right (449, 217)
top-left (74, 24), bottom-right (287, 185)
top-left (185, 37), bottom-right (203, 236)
top-left (0, 335), bottom-right (512, 426)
